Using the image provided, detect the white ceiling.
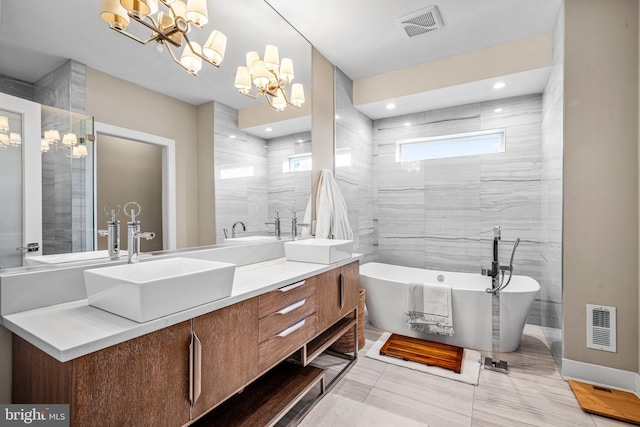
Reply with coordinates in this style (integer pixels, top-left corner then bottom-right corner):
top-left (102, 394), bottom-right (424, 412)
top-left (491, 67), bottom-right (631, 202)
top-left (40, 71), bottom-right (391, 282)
top-left (0, 0), bottom-right (562, 134)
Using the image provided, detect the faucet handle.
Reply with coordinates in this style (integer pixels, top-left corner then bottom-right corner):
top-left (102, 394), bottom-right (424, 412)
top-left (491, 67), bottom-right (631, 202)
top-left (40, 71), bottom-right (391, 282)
top-left (123, 201), bottom-right (142, 222)
top-left (103, 202), bottom-right (121, 221)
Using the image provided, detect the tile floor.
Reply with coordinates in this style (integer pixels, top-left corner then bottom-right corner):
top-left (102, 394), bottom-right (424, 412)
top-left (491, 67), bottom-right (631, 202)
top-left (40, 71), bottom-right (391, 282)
top-left (288, 319), bottom-right (630, 427)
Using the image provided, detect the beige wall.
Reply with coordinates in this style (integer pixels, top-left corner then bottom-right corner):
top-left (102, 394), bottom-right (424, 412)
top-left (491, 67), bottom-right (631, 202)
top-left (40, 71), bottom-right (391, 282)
top-left (197, 101), bottom-right (216, 246)
top-left (563, 0), bottom-right (639, 372)
top-left (354, 33), bottom-right (552, 106)
top-left (311, 48), bottom-right (335, 224)
top-left (96, 135), bottom-right (163, 253)
top-left (86, 68), bottom-right (199, 249)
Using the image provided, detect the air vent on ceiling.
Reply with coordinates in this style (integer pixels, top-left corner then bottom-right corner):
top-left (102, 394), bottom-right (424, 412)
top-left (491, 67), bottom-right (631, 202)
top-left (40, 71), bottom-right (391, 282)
top-left (586, 304), bottom-right (616, 352)
top-left (397, 5), bottom-right (444, 38)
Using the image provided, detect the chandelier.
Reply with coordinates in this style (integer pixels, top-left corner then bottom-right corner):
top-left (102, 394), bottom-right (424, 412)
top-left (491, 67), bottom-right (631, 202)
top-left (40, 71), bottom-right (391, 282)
top-left (100, 0), bottom-right (227, 75)
top-left (41, 130), bottom-right (89, 158)
top-left (0, 116), bottom-right (21, 149)
top-left (234, 45), bottom-right (305, 112)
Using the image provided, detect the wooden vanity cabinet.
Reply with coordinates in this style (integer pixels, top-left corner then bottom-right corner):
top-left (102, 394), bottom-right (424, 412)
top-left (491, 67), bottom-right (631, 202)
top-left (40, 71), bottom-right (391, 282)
top-left (12, 261), bottom-right (361, 427)
top-left (316, 261), bottom-right (360, 331)
top-left (191, 298), bottom-right (259, 419)
top-left (13, 320), bottom-right (193, 427)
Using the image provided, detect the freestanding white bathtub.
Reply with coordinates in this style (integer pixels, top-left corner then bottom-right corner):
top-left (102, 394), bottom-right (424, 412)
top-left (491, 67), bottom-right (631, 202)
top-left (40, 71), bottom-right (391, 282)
top-left (359, 262), bottom-right (540, 352)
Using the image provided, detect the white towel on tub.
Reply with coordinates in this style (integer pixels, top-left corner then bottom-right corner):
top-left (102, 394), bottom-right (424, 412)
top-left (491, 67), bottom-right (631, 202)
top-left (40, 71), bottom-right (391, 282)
top-left (405, 282), bottom-right (454, 336)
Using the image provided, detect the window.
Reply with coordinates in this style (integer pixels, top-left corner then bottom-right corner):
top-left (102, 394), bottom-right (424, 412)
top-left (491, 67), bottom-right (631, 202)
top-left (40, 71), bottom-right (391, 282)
top-left (283, 153), bottom-right (312, 173)
top-left (396, 128), bottom-right (506, 162)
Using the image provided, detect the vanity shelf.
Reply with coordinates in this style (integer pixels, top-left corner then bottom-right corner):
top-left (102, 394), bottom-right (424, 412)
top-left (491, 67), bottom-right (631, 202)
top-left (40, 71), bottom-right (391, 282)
top-left (192, 362), bottom-right (324, 427)
top-left (290, 312), bottom-right (357, 367)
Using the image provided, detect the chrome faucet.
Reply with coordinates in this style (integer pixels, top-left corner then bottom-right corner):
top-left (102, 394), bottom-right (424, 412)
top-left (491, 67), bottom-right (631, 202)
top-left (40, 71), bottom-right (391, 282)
top-left (481, 226), bottom-right (521, 293)
top-left (123, 202), bottom-right (155, 264)
top-left (231, 221), bottom-right (246, 238)
top-left (291, 210), bottom-right (310, 240)
top-left (265, 210), bottom-right (282, 240)
top-left (98, 203), bottom-right (121, 260)
top-left (482, 226), bottom-right (502, 291)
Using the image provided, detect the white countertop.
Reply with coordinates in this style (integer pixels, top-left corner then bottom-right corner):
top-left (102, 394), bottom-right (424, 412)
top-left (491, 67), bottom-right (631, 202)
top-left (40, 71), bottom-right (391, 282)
top-left (2, 255), bottom-right (361, 362)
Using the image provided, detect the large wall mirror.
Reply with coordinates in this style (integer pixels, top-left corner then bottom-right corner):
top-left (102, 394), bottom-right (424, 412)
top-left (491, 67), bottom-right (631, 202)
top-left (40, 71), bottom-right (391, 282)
top-left (0, 0), bottom-right (312, 268)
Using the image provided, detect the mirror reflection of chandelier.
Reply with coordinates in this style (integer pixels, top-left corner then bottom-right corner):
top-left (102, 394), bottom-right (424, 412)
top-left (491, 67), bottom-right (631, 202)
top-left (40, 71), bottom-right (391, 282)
top-left (41, 130), bottom-right (88, 158)
top-left (234, 45), bottom-right (305, 112)
top-left (0, 116), bottom-right (21, 149)
top-left (100, 0), bottom-right (227, 76)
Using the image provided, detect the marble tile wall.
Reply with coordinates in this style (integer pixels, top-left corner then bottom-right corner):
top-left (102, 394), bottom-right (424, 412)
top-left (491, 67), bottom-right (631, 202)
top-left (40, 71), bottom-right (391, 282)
top-left (266, 132), bottom-right (312, 236)
top-left (36, 60), bottom-right (89, 254)
top-left (373, 94), bottom-right (552, 319)
top-left (540, 4), bottom-right (564, 335)
top-left (334, 68), bottom-right (375, 262)
top-left (214, 102), bottom-right (269, 242)
top-left (0, 74), bottom-right (34, 101)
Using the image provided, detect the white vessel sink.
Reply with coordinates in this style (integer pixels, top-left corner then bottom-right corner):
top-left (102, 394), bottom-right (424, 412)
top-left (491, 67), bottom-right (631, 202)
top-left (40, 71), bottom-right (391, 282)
top-left (284, 239), bottom-right (353, 264)
top-left (25, 250), bottom-right (137, 265)
top-left (223, 236), bottom-right (277, 245)
top-left (84, 257), bottom-right (236, 323)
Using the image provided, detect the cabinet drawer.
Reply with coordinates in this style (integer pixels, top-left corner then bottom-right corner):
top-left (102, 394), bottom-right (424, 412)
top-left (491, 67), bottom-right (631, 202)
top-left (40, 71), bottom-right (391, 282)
top-left (259, 293), bottom-right (317, 343)
top-left (258, 314), bottom-right (317, 372)
top-left (258, 277), bottom-right (316, 318)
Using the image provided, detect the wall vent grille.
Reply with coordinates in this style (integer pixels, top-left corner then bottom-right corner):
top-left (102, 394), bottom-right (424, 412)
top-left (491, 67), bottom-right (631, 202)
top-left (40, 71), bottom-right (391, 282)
top-left (586, 304), bottom-right (616, 352)
top-left (397, 6), bottom-right (444, 38)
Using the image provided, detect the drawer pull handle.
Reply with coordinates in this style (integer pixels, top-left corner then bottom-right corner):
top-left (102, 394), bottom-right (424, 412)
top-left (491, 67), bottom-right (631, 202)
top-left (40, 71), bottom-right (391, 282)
top-left (339, 274), bottom-right (345, 310)
top-left (189, 332), bottom-right (202, 406)
top-left (278, 280), bottom-right (305, 292)
top-left (276, 299), bottom-right (306, 315)
top-left (276, 319), bottom-right (306, 338)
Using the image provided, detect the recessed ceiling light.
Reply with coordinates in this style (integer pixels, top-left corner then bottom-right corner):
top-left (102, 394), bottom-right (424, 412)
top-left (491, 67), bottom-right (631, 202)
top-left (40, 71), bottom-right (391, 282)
top-left (230, 134), bottom-right (236, 139)
top-left (493, 82), bottom-right (506, 90)
top-left (335, 115), bottom-right (341, 120)
top-left (297, 139), bottom-right (304, 143)
top-left (265, 127), bottom-right (272, 132)
top-left (386, 103), bottom-right (396, 110)
top-left (494, 108), bottom-right (503, 113)
top-left (404, 122), bottom-right (411, 126)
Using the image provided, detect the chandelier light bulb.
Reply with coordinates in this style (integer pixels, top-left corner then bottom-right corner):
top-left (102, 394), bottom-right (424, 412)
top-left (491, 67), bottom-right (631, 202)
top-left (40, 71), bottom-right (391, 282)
top-left (279, 58), bottom-right (294, 84)
top-left (251, 60), bottom-right (271, 90)
top-left (246, 51), bottom-right (260, 72)
top-left (73, 145), bottom-right (88, 158)
top-left (62, 133), bottom-right (78, 146)
top-left (203, 30), bottom-right (227, 65)
top-left (234, 66), bottom-right (251, 94)
top-left (170, 0), bottom-right (187, 20)
top-left (181, 42), bottom-right (203, 74)
top-left (41, 139), bottom-right (50, 153)
top-left (45, 130), bottom-right (60, 143)
top-left (264, 45), bottom-right (280, 72)
top-left (120, 0), bottom-right (155, 18)
top-left (0, 116), bottom-right (9, 132)
top-left (272, 90), bottom-right (287, 112)
top-left (101, 0), bottom-right (130, 30)
top-left (10, 133), bottom-right (21, 145)
top-left (291, 83), bottom-right (305, 107)
top-left (185, 0), bottom-right (208, 27)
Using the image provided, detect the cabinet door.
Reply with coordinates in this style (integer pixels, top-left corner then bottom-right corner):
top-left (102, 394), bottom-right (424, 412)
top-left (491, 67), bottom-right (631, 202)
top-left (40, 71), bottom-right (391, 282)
top-left (192, 298), bottom-right (259, 418)
top-left (316, 261), bottom-right (360, 330)
top-left (73, 320), bottom-right (192, 427)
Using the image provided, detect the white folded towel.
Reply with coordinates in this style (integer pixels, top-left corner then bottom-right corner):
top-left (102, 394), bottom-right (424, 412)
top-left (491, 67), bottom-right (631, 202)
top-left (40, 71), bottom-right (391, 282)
top-left (405, 282), bottom-right (454, 336)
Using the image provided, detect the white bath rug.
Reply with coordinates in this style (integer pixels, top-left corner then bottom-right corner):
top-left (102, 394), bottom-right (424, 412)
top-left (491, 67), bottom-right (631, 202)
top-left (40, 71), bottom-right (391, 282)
top-left (365, 332), bottom-right (481, 386)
